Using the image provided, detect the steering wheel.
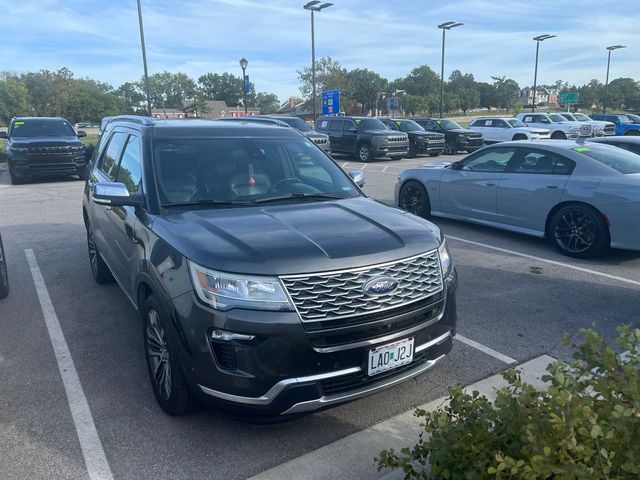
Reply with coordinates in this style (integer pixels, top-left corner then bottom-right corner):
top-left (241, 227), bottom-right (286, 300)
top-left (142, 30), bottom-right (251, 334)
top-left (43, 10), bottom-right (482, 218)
top-left (267, 177), bottom-right (302, 193)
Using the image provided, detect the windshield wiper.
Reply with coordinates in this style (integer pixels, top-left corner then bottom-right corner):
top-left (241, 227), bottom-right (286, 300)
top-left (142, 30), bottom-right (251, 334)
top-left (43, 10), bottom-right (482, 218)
top-left (254, 193), bottom-right (351, 204)
top-left (162, 199), bottom-right (252, 208)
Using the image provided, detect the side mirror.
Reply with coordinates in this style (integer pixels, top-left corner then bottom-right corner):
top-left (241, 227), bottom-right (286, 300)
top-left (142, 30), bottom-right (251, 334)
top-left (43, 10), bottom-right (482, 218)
top-left (348, 169), bottom-right (366, 187)
top-left (92, 182), bottom-right (141, 207)
top-left (77, 130), bottom-right (87, 138)
top-left (0, 131), bottom-right (7, 139)
top-left (450, 161), bottom-right (463, 170)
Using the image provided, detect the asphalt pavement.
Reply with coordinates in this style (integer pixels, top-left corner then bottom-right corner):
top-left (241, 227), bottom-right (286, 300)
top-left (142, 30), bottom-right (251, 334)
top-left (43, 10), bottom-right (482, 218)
top-left (0, 154), bottom-right (638, 480)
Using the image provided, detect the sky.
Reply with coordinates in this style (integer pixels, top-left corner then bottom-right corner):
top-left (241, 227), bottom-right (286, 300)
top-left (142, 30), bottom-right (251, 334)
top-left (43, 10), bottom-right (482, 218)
top-left (0, 0), bottom-right (637, 101)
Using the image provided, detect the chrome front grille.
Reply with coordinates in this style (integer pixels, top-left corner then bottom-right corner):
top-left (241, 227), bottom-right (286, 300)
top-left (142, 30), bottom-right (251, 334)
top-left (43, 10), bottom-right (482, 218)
top-left (281, 251), bottom-right (443, 323)
top-left (311, 137), bottom-right (329, 144)
top-left (388, 135), bottom-right (407, 143)
top-left (603, 125), bottom-right (615, 135)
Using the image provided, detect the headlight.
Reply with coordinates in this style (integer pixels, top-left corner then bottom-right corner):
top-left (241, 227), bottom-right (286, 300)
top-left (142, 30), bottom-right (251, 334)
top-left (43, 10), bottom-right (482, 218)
top-left (373, 136), bottom-right (389, 142)
top-left (438, 239), bottom-right (453, 278)
top-left (188, 260), bottom-right (293, 311)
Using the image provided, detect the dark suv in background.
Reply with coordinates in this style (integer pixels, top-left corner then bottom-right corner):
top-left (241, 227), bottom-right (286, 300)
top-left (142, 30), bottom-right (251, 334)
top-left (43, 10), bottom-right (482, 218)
top-left (316, 116), bottom-right (409, 162)
top-left (83, 115), bottom-right (457, 418)
top-left (412, 118), bottom-right (483, 155)
top-left (0, 117), bottom-right (88, 184)
top-left (380, 118), bottom-right (445, 158)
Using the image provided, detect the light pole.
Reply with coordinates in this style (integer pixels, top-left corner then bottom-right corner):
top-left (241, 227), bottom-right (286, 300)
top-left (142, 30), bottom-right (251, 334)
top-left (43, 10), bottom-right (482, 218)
top-left (603, 45), bottom-right (626, 114)
top-left (136, 0), bottom-right (152, 116)
top-left (437, 21), bottom-right (463, 119)
top-left (239, 58), bottom-right (248, 115)
top-left (303, 1), bottom-right (333, 125)
top-left (531, 34), bottom-right (556, 112)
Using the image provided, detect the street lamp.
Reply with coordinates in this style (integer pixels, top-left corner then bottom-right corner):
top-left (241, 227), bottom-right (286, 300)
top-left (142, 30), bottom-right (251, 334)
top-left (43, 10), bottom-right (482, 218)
top-left (603, 44), bottom-right (626, 114)
top-left (136, 0), bottom-right (152, 116)
top-left (438, 21), bottom-right (463, 119)
top-left (303, 1), bottom-right (333, 125)
top-left (531, 34), bottom-right (556, 112)
top-left (239, 57), bottom-right (248, 115)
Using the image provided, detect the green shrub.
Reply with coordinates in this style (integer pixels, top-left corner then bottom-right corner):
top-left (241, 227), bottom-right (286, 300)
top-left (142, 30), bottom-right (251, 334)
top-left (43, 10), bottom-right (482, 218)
top-left (377, 326), bottom-right (640, 479)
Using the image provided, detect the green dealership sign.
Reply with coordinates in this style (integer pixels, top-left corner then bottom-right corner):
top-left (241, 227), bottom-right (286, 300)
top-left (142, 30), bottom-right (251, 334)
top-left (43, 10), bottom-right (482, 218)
top-left (559, 92), bottom-right (579, 104)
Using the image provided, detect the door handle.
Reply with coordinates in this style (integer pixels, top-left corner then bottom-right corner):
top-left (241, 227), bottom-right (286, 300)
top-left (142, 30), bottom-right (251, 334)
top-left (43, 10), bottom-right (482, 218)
top-left (546, 185), bottom-right (559, 189)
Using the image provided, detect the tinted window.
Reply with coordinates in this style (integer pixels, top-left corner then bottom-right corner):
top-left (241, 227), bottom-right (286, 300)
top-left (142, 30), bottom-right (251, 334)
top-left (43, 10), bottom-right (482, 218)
top-left (353, 118), bottom-right (387, 131)
top-left (550, 114), bottom-right (568, 122)
top-left (507, 119), bottom-right (527, 128)
top-left (582, 145), bottom-right (640, 174)
top-left (385, 121), bottom-right (400, 131)
top-left (462, 149), bottom-right (516, 172)
top-left (470, 120), bottom-right (486, 127)
top-left (99, 132), bottom-right (128, 180)
top-left (329, 120), bottom-right (343, 132)
top-left (397, 120), bottom-right (424, 132)
top-left (10, 118), bottom-right (75, 137)
top-left (494, 120), bottom-right (509, 128)
top-left (436, 119), bottom-right (463, 130)
top-left (117, 136), bottom-right (142, 193)
top-left (277, 117), bottom-right (311, 132)
top-left (615, 142), bottom-right (640, 155)
top-left (512, 150), bottom-right (575, 175)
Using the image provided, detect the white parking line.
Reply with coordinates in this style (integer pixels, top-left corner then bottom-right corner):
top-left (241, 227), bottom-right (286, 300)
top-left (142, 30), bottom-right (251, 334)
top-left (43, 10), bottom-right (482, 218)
top-left (447, 236), bottom-right (640, 288)
top-left (25, 249), bottom-right (114, 480)
top-left (456, 334), bottom-right (517, 364)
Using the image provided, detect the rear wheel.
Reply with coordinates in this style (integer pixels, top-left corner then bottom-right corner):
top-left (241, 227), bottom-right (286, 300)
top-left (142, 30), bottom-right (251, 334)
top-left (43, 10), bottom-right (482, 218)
top-left (551, 131), bottom-right (566, 140)
top-left (549, 204), bottom-right (609, 258)
top-left (443, 140), bottom-right (458, 155)
top-left (143, 295), bottom-right (195, 416)
top-left (399, 181), bottom-right (430, 218)
top-left (86, 225), bottom-right (114, 284)
top-left (357, 143), bottom-right (373, 162)
top-left (0, 236), bottom-right (9, 300)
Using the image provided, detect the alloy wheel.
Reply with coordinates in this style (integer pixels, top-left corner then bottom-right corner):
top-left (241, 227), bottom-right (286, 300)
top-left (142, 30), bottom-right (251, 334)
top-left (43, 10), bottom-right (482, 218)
top-left (146, 309), bottom-right (172, 401)
top-left (359, 145), bottom-right (370, 162)
top-left (87, 230), bottom-right (98, 276)
top-left (553, 210), bottom-right (596, 254)
top-left (400, 183), bottom-right (427, 217)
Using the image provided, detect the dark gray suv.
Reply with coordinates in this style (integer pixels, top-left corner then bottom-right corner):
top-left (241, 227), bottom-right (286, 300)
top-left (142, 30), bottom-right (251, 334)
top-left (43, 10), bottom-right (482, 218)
top-left (316, 116), bottom-right (409, 162)
top-left (83, 115), bottom-right (458, 418)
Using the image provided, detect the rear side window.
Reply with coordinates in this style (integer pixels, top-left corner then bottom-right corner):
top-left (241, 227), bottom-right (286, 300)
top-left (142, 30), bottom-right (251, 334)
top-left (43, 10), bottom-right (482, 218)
top-left (117, 135), bottom-right (142, 193)
top-left (317, 119), bottom-right (329, 130)
top-left (582, 146), bottom-right (640, 174)
top-left (470, 120), bottom-right (485, 127)
top-left (461, 149), bottom-right (516, 172)
top-left (512, 150), bottom-right (575, 175)
top-left (99, 132), bottom-right (128, 180)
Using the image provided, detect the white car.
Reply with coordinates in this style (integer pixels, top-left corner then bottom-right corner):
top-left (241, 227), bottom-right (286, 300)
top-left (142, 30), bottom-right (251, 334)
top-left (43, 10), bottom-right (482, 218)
top-left (559, 113), bottom-right (615, 136)
top-left (515, 112), bottom-right (590, 139)
top-left (468, 117), bottom-right (550, 143)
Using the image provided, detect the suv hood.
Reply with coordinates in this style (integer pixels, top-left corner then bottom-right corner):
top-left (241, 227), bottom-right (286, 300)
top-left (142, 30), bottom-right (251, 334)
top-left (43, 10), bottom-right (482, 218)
top-left (446, 128), bottom-right (475, 135)
top-left (9, 136), bottom-right (83, 148)
top-left (152, 197), bottom-right (441, 275)
top-left (365, 129), bottom-right (403, 136)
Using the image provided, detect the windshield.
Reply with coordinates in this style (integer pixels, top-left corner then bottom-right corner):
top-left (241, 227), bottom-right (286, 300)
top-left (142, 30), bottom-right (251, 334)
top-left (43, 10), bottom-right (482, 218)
top-left (581, 145), bottom-right (640, 175)
top-left (10, 119), bottom-right (76, 137)
top-left (507, 119), bottom-right (527, 128)
top-left (550, 113), bottom-right (570, 122)
top-left (354, 118), bottom-right (388, 131)
top-left (573, 113), bottom-right (591, 122)
top-left (436, 119), bottom-right (463, 130)
top-left (623, 114), bottom-right (640, 124)
top-left (152, 137), bottom-right (360, 207)
top-left (396, 120), bottom-right (424, 132)
top-left (277, 117), bottom-right (312, 132)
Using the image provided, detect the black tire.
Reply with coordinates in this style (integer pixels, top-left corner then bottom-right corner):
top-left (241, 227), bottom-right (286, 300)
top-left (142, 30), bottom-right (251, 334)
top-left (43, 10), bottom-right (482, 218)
top-left (8, 163), bottom-right (26, 185)
top-left (399, 180), bottom-right (430, 218)
top-left (551, 131), bottom-right (566, 140)
top-left (512, 134), bottom-right (527, 141)
top-left (142, 295), bottom-right (195, 416)
top-left (549, 204), bottom-right (609, 258)
top-left (86, 225), bottom-right (114, 284)
top-left (0, 236), bottom-right (9, 300)
top-left (408, 142), bottom-right (418, 158)
top-left (443, 140), bottom-right (458, 155)
top-left (428, 152), bottom-right (440, 157)
top-left (357, 142), bottom-right (373, 162)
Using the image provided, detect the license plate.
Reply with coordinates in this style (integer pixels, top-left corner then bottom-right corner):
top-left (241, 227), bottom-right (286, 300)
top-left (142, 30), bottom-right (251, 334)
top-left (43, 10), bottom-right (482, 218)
top-left (368, 337), bottom-right (414, 376)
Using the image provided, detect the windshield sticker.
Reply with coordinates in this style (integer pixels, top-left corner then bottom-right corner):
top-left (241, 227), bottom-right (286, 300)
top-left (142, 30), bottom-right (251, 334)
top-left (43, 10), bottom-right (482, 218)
top-left (354, 119), bottom-right (361, 125)
top-left (435, 120), bottom-right (442, 124)
top-left (13, 121), bottom-right (24, 127)
top-left (574, 147), bottom-right (590, 152)
top-left (395, 121), bottom-right (402, 126)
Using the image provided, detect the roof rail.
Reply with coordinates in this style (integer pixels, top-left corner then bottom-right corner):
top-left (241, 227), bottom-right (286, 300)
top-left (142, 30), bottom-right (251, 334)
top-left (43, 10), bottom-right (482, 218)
top-left (109, 115), bottom-right (155, 126)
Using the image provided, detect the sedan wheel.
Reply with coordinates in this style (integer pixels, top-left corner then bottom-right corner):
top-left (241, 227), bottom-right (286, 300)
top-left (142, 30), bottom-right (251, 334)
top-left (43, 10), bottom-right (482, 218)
top-left (0, 236), bottom-right (9, 299)
top-left (399, 181), bottom-right (430, 218)
top-left (550, 205), bottom-right (609, 258)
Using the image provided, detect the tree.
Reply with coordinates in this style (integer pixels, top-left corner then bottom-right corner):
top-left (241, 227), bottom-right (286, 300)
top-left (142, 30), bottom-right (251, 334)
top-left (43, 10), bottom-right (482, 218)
top-left (255, 92), bottom-right (280, 114)
top-left (476, 81), bottom-right (497, 109)
top-left (397, 65), bottom-right (440, 97)
top-left (115, 82), bottom-right (146, 114)
top-left (147, 71), bottom-right (196, 110)
top-left (0, 75), bottom-right (31, 124)
top-left (347, 68), bottom-right (387, 114)
top-left (402, 95), bottom-right (428, 116)
top-left (297, 56), bottom-right (352, 112)
top-left (491, 76), bottom-right (520, 109)
top-left (578, 79), bottom-right (603, 110)
top-left (606, 77), bottom-right (640, 110)
top-left (448, 70), bottom-right (480, 114)
top-left (197, 72), bottom-right (256, 107)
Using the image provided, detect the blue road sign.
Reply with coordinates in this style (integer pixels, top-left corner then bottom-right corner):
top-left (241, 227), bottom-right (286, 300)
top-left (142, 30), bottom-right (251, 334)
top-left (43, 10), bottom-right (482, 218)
top-left (244, 76), bottom-right (251, 94)
top-left (322, 89), bottom-right (340, 115)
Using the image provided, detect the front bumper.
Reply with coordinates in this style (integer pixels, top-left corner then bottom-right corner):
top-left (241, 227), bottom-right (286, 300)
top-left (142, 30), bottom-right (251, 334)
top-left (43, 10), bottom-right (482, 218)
top-left (9, 152), bottom-right (87, 177)
top-left (171, 269), bottom-right (458, 417)
top-left (417, 140), bottom-right (445, 154)
top-left (373, 142), bottom-right (409, 158)
top-left (458, 137), bottom-right (484, 150)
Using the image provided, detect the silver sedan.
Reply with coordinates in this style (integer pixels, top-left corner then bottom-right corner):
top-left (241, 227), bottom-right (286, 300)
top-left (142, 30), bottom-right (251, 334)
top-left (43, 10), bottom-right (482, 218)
top-left (395, 140), bottom-right (640, 258)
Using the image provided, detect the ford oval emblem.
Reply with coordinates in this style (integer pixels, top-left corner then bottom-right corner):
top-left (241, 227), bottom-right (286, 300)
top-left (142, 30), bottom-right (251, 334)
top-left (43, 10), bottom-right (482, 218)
top-left (363, 276), bottom-right (399, 296)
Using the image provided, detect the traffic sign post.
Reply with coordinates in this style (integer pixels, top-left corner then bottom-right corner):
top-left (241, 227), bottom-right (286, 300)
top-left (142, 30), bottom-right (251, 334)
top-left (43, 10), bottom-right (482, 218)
top-left (559, 92), bottom-right (579, 104)
top-left (322, 89), bottom-right (340, 115)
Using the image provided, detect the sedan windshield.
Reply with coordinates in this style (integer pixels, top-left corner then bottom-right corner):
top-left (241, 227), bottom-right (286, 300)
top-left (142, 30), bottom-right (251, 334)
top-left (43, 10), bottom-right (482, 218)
top-left (277, 117), bottom-right (312, 132)
top-left (153, 137), bottom-right (360, 207)
top-left (436, 119), bottom-right (463, 130)
top-left (10, 119), bottom-right (76, 137)
top-left (582, 146), bottom-right (640, 174)
top-left (507, 119), bottom-right (527, 128)
top-left (354, 118), bottom-right (388, 131)
top-left (397, 120), bottom-right (425, 132)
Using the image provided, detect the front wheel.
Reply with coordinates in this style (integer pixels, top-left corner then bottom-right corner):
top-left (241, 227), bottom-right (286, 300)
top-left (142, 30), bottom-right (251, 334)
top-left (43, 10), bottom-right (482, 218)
top-left (549, 204), bottom-right (609, 258)
top-left (443, 140), bottom-right (458, 155)
top-left (0, 236), bottom-right (9, 300)
top-left (551, 131), bottom-right (566, 140)
top-left (399, 181), bottom-right (430, 218)
top-left (8, 163), bottom-right (26, 185)
top-left (143, 295), bottom-right (195, 416)
top-left (357, 143), bottom-right (373, 162)
top-left (408, 142), bottom-right (418, 158)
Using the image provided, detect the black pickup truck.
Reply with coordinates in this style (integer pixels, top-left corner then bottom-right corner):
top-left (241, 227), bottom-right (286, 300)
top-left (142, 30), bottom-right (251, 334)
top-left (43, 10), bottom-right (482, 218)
top-left (1, 117), bottom-right (88, 184)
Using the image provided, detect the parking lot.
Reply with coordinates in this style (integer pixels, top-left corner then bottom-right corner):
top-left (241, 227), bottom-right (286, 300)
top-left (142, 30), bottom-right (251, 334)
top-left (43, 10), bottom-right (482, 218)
top-left (1, 153), bottom-right (639, 480)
